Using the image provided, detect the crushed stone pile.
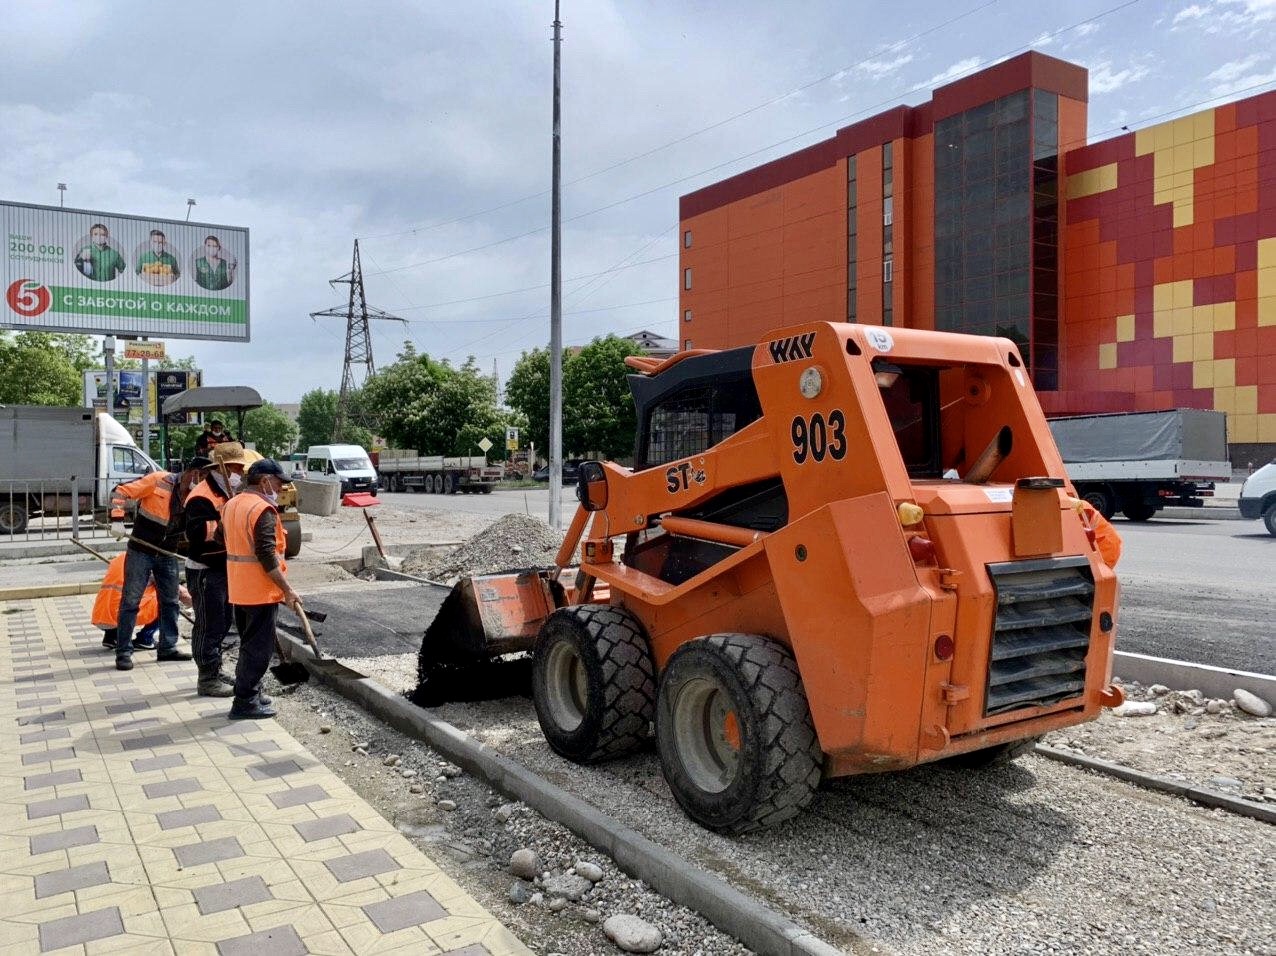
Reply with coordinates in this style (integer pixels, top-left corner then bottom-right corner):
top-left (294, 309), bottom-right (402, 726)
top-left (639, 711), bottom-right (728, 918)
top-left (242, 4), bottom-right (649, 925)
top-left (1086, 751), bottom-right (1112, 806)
top-left (401, 513), bottom-right (565, 581)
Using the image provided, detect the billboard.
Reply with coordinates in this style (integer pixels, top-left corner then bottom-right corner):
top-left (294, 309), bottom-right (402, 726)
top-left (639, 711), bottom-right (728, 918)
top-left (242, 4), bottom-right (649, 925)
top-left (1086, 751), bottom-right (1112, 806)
top-left (84, 369), bottom-right (203, 424)
top-left (1, 200), bottom-right (249, 341)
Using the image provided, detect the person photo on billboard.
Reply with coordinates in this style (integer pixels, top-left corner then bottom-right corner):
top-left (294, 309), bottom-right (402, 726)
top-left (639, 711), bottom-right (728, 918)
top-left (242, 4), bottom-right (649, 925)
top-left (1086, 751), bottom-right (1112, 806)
top-left (194, 235), bottom-right (236, 291)
top-left (74, 223), bottom-right (127, 282)
top-left (136, 229), bottom-right (180, 286)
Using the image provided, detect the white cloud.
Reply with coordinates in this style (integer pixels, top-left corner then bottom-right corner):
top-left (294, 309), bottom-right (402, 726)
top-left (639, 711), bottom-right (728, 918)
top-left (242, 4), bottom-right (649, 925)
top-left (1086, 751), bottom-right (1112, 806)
top-left (1206, 54), bottom-right (1264, 82)
top-left (1090, 62), bottom-right (1152, 94)
top-left (1029, 31), bottom-right (1055, 48)
top-left (1172, 4), bottom-right (1209, 24)
top-left (927, 57), bottom-right (982, 87)
top-left (857, 52), bottom-right (914, 79)
top-left (1074, 21), bottom-right (1103, 37)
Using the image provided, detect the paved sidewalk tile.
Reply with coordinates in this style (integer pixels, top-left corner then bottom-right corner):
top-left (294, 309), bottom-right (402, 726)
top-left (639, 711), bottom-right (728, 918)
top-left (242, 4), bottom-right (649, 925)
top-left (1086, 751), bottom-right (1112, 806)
top-left (0, 593), bottom-right (530, 956)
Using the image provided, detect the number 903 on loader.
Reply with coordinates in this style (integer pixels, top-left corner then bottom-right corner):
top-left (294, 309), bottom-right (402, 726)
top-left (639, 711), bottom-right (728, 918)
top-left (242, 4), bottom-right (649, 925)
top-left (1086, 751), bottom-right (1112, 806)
top-left (416, 321), bottom-right (1125, 834)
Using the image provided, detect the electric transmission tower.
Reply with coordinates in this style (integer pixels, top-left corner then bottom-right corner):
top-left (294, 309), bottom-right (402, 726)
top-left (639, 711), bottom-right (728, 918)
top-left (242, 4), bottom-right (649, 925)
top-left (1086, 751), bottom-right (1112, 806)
top-left (310, 239), bottom-right (405, 441)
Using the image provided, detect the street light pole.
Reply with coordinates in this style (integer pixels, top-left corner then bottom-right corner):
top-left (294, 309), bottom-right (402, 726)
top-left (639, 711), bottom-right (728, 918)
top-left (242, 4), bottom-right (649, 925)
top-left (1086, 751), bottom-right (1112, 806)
top-left (57, 183), bottom-right (66, 207)
top-left (548, 0), bottom-right (564, 529)
top-left (186, 198), bottom-right (196, 221)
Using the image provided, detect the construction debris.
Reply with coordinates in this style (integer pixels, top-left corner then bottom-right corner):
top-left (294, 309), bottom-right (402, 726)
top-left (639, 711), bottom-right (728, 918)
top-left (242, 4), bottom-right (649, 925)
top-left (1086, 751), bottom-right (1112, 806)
top-left (401, 513), bottom-right (564, 581)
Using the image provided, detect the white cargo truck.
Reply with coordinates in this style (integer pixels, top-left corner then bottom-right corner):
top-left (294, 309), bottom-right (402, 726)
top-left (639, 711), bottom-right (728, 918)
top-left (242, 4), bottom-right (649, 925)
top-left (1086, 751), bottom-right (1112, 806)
top-left (1, 405), bottom-right (159, 535)
top-left (377, 449), bottom-right (502, 494)
top-left (1048, 408), bottom-right (1231, 521)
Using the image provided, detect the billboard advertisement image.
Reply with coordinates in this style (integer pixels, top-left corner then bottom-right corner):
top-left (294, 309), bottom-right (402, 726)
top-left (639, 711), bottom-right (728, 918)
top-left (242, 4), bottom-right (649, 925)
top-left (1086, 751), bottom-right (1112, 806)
top-left (2, 201), bottom-right (249, 341)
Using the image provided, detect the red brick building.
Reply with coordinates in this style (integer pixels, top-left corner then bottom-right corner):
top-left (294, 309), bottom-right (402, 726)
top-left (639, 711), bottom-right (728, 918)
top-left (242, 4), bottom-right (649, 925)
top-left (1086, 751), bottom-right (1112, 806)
top-left (678, 52), bottom-right (1276, 459)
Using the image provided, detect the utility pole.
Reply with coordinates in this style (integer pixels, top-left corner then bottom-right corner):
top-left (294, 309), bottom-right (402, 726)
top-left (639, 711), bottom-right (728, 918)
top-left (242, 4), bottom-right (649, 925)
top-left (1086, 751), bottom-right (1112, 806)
top-left (310, 239), bottom-right (405, 441)
top-left (548, 0), bottom-right (564, 529)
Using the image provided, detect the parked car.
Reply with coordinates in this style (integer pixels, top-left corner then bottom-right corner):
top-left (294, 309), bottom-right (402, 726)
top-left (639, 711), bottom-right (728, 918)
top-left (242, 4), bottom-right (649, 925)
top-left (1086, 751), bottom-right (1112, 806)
top-left (532, 459), bottom-right (584, 483)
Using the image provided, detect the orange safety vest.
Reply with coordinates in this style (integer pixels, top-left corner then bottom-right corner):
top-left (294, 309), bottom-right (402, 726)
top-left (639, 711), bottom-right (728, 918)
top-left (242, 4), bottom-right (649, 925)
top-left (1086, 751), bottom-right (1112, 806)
top-left (115, 471), bottom-right (177, 526)
top-left (222, 492), bottom-right (287, 605)
top-left (184, 478), bottom-right (228, 545)
top-left (91, 555), bottom-right (159, 628)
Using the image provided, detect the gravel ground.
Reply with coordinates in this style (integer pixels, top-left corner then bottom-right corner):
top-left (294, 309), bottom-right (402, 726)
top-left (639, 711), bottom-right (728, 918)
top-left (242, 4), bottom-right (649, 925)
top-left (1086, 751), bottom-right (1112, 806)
top-left (266, 675), bottom-right (756, 956)
top-left (295, 501), bottom-right (492, 560)
top-left (337, 650), bottom-right (1276, 956)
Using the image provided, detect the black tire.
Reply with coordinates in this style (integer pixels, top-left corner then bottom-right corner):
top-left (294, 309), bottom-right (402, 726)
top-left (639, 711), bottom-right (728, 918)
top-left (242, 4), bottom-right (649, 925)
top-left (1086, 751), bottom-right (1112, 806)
top-left (480, 485), bottom-right (493, 494)
top-left (427, 474), bottom-right (438, 494)
top-left (1121, 500), bottom-right (1156, 522)
top-left (1263, 505), bottom-right (1276, 537)
top-left (283, 520), bottom-right (301, 558)
top-left (0, 501), bottom-right (29, 536)
top-left (532, 605), bottom-right (656, 763)
top-left (942, 736), bottom-right (1041, 769)
top-left (1081, 487), bottom-right (1115, 520)
top-left (444, 473), bottom-right (456, 494)
top-left (656, 634), bottom-right (822, 834)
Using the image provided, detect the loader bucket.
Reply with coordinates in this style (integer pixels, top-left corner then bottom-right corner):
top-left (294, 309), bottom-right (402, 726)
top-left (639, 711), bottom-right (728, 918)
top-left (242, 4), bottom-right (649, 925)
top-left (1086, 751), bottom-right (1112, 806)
top-left (410, 570), bottom-right (564, 707)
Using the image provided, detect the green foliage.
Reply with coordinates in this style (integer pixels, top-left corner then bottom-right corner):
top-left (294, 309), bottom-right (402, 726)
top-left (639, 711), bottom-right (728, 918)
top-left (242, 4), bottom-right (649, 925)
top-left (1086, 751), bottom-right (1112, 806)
top-left (504, 347), bottom-right (556, 453)
top-left (563, 335), bottom-right (643, 459)
top-left (242, 402), bottom-right (298, 458)
top-left (295, 388), bottom-right (371, 450)
top-left (505, 336), bottom-right (642, 459)
top-left (0, 332), bottom-right (83, 405)
top-left (361, 348), bottom-right (504, 456)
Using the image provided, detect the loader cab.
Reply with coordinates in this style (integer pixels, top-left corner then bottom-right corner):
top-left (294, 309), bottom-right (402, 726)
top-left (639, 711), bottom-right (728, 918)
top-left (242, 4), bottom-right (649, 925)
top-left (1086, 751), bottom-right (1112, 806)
top-left (630, 346), bottom-right (761, 471)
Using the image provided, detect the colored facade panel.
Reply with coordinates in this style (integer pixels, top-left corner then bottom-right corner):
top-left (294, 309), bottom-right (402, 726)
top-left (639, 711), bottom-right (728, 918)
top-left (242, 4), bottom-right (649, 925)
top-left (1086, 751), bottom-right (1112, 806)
top-left (678, 51), bottom-right (1276, 452)
top-left (1055, 89), bottom-right (1276, 446)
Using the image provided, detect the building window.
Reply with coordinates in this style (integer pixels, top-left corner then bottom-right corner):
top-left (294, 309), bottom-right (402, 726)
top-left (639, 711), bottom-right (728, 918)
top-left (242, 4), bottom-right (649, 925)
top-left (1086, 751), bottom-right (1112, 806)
top-left (683, 230), bottom-right (692, 248)
top-left (1030, 89), bottom-right (1059, 390)
top-left (683, 309), bottom-right (692, 322)
top-left (847, 155), bottom-right (858, 322)
top-left (684, 268), bottom-right (692, 290)
top-left (684, 339), bottom-right (692, 350)
top-left (882, 146), bottom-right (894, 327)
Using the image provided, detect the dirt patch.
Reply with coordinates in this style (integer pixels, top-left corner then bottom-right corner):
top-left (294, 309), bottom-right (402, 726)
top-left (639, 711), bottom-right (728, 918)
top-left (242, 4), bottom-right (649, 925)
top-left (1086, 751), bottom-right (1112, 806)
top-left (1044, 681), bottom-right (1276, 803)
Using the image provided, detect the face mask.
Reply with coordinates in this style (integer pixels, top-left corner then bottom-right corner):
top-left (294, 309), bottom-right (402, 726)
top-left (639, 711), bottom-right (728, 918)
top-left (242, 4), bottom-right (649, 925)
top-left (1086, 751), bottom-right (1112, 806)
top-left (264, 491), bottom-right (279, 505)
top-left (228, 473), bottom-right (243, 490)
top-left (92, 235), bottom-right (108, 246)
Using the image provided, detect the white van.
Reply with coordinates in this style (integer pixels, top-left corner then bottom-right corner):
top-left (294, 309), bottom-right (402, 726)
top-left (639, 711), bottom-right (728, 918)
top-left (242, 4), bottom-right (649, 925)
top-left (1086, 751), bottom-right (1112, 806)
top-left (304, 444), bottom-right (378, 495)
top-left (1238, 461), bottom-right (1276, 535)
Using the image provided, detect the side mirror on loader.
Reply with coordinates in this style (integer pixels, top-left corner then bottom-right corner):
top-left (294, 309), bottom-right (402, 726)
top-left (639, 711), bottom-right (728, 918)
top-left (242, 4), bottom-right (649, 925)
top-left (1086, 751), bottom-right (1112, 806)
top-left (576, 461), bottom-right (608, 512)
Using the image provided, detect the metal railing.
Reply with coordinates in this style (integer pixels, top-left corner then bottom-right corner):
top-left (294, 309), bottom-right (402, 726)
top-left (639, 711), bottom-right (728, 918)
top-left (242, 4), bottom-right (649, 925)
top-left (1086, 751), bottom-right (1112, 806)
top-left (0, 477), bottom-right (118, 544)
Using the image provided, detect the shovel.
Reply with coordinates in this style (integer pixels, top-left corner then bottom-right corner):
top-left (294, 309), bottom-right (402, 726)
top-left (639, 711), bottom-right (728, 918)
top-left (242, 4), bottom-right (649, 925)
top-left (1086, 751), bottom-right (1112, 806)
top-left (271, 598), bottom-right (341, 685)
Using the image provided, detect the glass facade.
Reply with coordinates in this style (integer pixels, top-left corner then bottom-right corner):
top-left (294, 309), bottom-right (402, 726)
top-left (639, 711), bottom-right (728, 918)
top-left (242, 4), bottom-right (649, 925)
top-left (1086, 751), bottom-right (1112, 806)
top-left (933, 88), bottom-right (1061, 389)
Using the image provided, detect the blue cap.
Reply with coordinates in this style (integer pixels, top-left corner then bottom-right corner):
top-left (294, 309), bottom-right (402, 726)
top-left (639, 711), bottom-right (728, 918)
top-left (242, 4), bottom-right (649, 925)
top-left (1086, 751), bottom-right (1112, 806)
top-left (246, 458), bottom-right (285, 480)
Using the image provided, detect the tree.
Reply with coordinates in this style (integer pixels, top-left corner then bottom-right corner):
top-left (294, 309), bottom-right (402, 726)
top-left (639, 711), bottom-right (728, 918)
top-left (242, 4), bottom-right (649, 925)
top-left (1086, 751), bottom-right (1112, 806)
top-left (0, 332), bottom-right (83, 405)
top-left (295, 388), bottom-right (371, 449)
top-left (504, 347), bottom-right (559, 454)
top-left (361, 348), bottom-right (503, 456)
top-left (563, 335), bottom-right (643, 459)
top-left (297, 389), bottom-right (337, 449)
top-left (242, 402), bottom-right (298, 458)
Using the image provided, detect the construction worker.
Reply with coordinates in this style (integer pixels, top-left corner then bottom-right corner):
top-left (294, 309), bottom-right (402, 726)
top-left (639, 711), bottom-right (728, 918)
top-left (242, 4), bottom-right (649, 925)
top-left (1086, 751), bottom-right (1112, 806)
top-left (93, 554), bottom-right (160, 650)
top-left (111, 467), bottom-right (193, 671)
top-left (1069, 497), bottom-right (1123, 568)
top-left (222, 458), bottom-right (300, 720)
top-left (184, 443), bottom-right (249, 697)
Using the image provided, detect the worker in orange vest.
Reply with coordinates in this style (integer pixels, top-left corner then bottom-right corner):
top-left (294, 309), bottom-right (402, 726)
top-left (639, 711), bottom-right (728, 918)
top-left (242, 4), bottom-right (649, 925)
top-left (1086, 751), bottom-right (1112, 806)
top-left (93, 554), bottom-right (160, 650)
top-left (185, 442), bottom-right (250, 697)
top-left (221, 458), bottom-right (300, 720)
top-left (111, 468), bottom-right (192, 671)
top-left (1068, 497), bottom-right (1123, 567)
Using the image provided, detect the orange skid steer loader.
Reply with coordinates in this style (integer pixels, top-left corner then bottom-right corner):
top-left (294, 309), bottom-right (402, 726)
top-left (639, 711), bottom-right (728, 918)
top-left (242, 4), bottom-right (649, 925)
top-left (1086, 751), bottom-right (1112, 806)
top-left (417, 321), bottom-right (1125, 833)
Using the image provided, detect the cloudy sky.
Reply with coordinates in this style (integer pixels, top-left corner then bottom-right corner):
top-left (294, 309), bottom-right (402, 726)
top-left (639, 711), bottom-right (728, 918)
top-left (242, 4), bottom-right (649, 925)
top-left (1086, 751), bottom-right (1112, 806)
top-left (2, 0), bottom-right (1273, 404)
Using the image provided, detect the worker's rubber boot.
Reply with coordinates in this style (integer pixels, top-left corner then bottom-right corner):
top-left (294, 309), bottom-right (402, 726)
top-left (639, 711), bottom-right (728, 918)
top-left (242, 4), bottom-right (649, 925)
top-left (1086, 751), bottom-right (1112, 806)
top-left (228, 695), bottom-right (277, 721)
top-left (196, 666), bottom-right (233, 698)
top-left (157, 648), bottom-right (193, 662)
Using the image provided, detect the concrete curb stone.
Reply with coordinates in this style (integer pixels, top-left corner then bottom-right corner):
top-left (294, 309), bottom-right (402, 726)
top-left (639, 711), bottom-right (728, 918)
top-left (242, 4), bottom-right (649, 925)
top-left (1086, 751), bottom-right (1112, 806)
top-left (278, 630), bottom-right (852, 956)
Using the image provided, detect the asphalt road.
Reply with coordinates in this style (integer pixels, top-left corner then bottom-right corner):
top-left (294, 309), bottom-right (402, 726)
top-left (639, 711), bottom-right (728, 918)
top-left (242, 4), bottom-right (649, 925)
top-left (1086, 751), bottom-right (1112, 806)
top-left (1110, 514), bottom-right (1274, 675)
top-left (377, 485), bottom-right (576, 518)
